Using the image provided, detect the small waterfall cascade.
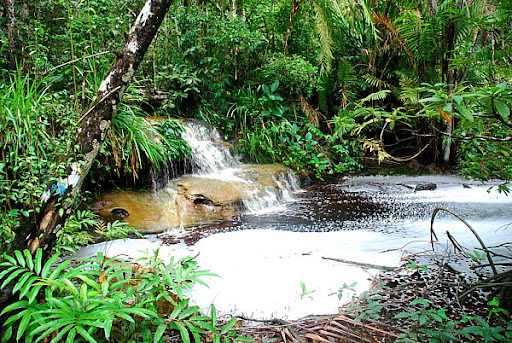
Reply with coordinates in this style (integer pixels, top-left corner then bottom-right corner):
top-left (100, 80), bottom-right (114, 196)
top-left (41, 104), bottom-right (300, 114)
top-left (179, 120), bottom-right (299, 215)
top-left (181, 120), bottom-right (240, 175)
top-left (241, 172), bottom-right (299, 214)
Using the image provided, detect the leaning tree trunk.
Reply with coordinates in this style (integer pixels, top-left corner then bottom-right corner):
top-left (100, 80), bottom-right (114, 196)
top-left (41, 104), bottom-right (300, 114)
top-left (0, 0), bottom-right (173, 309)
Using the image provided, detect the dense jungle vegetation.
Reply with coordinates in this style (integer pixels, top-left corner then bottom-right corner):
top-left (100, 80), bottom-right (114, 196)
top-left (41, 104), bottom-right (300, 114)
top-left (0, 0), bottom-right (511, 341)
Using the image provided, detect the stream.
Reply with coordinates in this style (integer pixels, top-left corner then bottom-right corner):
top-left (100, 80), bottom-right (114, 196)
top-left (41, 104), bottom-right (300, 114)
top-left (75, 122), bottom-right (512, 320)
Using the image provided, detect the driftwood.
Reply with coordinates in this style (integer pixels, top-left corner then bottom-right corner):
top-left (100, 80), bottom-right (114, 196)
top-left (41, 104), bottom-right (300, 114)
top-left (322, 256), bottom-right (396, 271)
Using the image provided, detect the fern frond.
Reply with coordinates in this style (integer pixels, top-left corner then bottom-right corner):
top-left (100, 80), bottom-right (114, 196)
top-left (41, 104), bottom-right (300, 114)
top-left (363, 74), bottom-right (388, 89)
top-left (399, 86), bottom-right (422, 106)
top-left (313, 0), bottom-right (334, 74)
top-left (361, 90), bottom-right (391, 103)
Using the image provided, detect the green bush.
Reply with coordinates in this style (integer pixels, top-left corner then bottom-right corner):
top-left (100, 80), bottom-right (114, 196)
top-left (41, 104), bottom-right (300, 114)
top-left (258, 53), bottom-right (319, 99)
top-left (0, 249), bottom-right (253, 343)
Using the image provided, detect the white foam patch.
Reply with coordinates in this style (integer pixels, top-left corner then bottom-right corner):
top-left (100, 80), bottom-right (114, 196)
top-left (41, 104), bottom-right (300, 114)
top-left (187, 229), bottom-right (404, 319)
top-left (73, 230), bottom-right (407, 320)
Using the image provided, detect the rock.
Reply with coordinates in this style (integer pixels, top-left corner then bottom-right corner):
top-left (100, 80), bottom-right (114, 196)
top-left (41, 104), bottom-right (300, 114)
top-left (94, 164), bottom-right (294, 233)
top-left (408, 159), bottom-right (424, 171)
top-left (414, 182), bottom-right (437, 191)
top-left (111, 208), bottom-right (129, 219)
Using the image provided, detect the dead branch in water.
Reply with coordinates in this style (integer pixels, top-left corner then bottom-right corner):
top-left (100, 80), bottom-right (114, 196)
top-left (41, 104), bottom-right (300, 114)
top-left (321, 256), bottom-right (396, 271)
top-left (429, 206), bottom-right (498, 275)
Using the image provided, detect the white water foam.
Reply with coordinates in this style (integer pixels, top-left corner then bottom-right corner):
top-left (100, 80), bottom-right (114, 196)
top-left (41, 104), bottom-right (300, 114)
top-left (180, 120), bottom-right (300, 214)
top-left (76, 175), bottom-right (511, 320)
top-left (181, 121), bottom-right (240, 175)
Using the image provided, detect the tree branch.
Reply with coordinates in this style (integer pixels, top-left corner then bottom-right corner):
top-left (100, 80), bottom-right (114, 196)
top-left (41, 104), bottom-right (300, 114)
top-left (430, 124), bottom-right (512, 142)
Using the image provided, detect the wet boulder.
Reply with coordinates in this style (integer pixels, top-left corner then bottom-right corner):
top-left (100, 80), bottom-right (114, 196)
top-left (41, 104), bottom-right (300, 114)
top-left (414, 182), bottom-right (437, 192)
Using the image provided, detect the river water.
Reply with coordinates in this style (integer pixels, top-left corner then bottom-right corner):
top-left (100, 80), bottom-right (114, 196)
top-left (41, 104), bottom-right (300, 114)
top-left (75, 173), bottom-right (511, 320)
top-left (75, 120), bottom-right (512, 319)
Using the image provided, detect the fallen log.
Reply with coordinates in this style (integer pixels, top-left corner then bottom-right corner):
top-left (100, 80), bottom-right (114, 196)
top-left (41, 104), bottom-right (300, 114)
top-left (321, 256), bottom-right (396, 271)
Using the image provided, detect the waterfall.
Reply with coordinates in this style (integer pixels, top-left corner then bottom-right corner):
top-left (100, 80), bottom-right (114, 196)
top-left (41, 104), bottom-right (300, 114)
top-left (241, 171), bottom-right (299, 214)
top-left (180, 120), bottom-right (299, 215)
top-left (181, 120), bottom-right (240, 175)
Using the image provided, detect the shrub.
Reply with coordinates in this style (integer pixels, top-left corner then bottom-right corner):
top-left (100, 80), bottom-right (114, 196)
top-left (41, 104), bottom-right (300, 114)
top-left (0, 249), bottom-right (253, 343)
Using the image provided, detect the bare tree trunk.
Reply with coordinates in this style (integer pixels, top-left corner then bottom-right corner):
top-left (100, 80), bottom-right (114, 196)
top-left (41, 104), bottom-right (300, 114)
top-left (459, 30), bottom-right (483, 84)
top-left (442, 4), bottom-right (457, 163)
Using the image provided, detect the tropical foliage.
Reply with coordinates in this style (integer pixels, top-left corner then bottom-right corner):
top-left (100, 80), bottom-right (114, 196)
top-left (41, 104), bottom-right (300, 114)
top-left (0, 0), bottom-right (511, 341)
top-left (0, 249), bottom-right (251, 342)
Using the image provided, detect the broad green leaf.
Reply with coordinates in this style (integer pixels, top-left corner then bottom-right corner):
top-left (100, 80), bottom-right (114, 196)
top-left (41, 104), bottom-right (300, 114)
top-left (13, 271), bottom-right (33, 294)
top-left (76, 275), bottom-right (101, 291)
top-left (173, 321), bottom-right (190, 343)
top-left (170, 299), bottom-right (189, 319)
top-left (34, 249), bottom-right (43, 275)
top-left (27, 285), bottom-right (43, 305)
top-left (1, 269), bottom-right (26, 289)
top-left (80, 283), bottom-right (88, 302)
top-left (211, 305), bottom-right (217, 327)
top-left (442, 103), bottom-right (453, 112)
top-left (49, 259), bottom-right (70, 279)
top-left (410, 298), bottom-right (431, 306)
top-left (3, 308), bottom-right (31, 327)
top-left (488, 297), bottom-right (500, 307)
top-left (153, 324), bottom-right (167, 343)
top-left (62, 278), bottom-right (78, 295)
top-left (76, 326), bottom-right (98, 343)
top-left (220, 317), bottom-right (237, 335)
top-left (23, 250), bottom-right (34, 271)
top-left (65, 328), bottom-right (76, 343)
top-left (455, 104), bottom-right (474, 122)
top-left (17, 310), bottom-right (33, 341)
top-left (3, 254), bottom-right (17, 265)
top-left (178, 306), bottom-right (199, 320)
top-left (452, 95), bottom-right (463, 105)
top-left (101, 281), bottom-right (109, 296)
top-left (103, 319), bottom-right (113, 340)
top-left (14, 250), bottom-right (26, 268)
top-left (115, 311), bottom-right (135, 323)
top-left (0, 266), bottom-right (18, 281)
top-left (419, 96), bottom-right (444, 104)
top-left (270, 80), bottom-right (279, 93)
top-left (494, 100), bottom-right (510, 120)
top-left (1, 326), bottom-right (12, 343)
top-left (19, 276), bottom-right (38, 299)
top-left (1, 300), bottom-right (29, 316)
top-left (41, 253), bottom-right (60, 278)
top-left (49, 324), bottom-right (73, 343)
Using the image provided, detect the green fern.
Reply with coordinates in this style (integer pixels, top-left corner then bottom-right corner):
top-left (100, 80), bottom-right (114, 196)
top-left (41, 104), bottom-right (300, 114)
top-left (0, 249), bottom-right (251, 343)
top-left (313, 0), bottom-right (335, 73)
top-left (361, 90), bottom-right (391, 103)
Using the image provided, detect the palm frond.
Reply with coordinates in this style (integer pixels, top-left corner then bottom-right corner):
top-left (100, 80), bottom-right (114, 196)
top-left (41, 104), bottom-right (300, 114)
top-left (361, 90), bottom-right (391, 103)
top-left (363, 73), bottom-right (388, 89)
top-left (313, 0), bottom-right (335, 74)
